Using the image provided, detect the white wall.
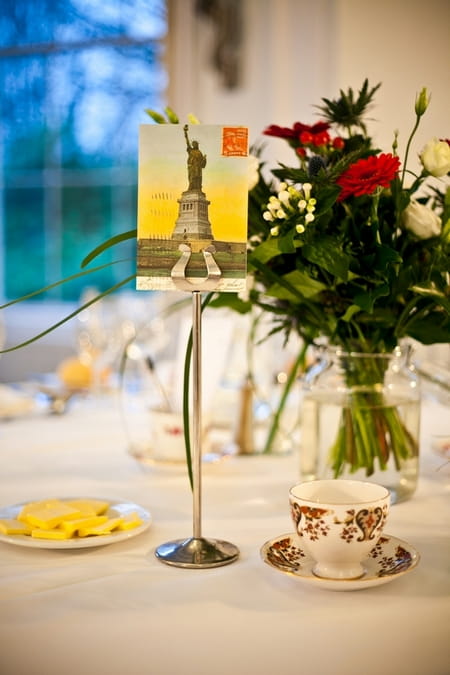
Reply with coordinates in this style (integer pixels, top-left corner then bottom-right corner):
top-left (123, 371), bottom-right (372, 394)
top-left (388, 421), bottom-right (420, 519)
top-left (167, 0), bottom-right (339, 167)
top-left (333, 0), bottom-right (450, 172)
top-left (167, 0), bottom-right (449, 171)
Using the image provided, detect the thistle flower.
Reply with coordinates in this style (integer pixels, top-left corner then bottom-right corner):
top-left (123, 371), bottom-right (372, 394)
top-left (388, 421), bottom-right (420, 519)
top-left (308, 155), bottom-right (327, 177)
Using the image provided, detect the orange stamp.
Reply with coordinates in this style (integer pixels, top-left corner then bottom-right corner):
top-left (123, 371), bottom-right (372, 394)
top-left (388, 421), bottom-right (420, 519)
top-left (222, 126), bottom-right (248, 157)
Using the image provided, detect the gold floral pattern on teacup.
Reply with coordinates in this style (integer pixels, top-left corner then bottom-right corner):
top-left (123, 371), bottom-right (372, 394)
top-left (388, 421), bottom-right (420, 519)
top-left (290, 503), bottom-right (331, 540)
top-left (290, 501), bottom-right (388, 543)
top-left (334, 504), bottom-right (388, 542)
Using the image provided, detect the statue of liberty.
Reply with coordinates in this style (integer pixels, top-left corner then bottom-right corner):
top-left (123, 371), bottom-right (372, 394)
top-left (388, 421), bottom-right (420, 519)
top-left (184, 124), bottom-right (207, 191)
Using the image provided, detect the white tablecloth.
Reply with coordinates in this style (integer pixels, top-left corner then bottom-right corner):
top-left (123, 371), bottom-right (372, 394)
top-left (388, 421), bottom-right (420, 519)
top-left (0, 393), bottom-right (449, 675)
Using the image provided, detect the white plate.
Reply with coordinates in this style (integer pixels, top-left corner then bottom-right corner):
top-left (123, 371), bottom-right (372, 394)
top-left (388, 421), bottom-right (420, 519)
top-left (261, 532), bottom-right (419, 591)
top-left (0, 498), bottom-right (152, 549)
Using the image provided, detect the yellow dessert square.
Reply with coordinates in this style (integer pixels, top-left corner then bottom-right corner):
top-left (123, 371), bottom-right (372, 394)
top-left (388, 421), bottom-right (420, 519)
top-left (17, 499), bottom-right (61, 523)
top-left (65, 499), bottom-right (109, 516)
top-left (61, 515), bottom-right (108, 536)
top-left (0, 518), bottom-right (32, 535)
top-left (117, 512), bottom-right (143, 531)
top-left (31, 527), bottom-right (74, 540)
top-left (78, 516), bottom-right (124, 537)
top-left (24, 501), bottom-right (83, 529)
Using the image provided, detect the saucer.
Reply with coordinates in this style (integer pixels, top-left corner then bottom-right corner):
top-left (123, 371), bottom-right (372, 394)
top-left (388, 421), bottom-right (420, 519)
top-left (260, 533), bottom-right (419, 591)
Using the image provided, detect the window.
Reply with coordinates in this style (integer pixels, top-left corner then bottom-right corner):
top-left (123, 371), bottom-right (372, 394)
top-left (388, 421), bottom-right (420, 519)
top-left (0, 0), bottom-right (167, 302)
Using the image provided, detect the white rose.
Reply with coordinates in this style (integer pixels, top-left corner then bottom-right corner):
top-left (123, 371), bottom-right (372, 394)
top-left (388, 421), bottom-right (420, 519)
top-left (402, 200), bottom-right (441, 239)
top-left (420, 138), bottom-right (450, 177)
top-left (248, 154), bottom-right (260, 190)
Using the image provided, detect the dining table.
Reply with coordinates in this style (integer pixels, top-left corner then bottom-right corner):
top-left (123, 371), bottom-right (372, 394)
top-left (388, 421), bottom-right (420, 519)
top-left (0, 385), bottom-right (449, 675)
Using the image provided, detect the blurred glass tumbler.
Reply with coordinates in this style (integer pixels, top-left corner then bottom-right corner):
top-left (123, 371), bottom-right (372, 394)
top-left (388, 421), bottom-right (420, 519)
top-left (150, 411), bottom-right (187, 462)
top-left (289, 479), bottom-right (390, 580)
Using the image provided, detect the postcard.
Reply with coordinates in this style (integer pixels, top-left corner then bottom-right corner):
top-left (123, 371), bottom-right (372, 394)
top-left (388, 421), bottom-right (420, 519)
top-left (136, 124), bottom-right (249, 293)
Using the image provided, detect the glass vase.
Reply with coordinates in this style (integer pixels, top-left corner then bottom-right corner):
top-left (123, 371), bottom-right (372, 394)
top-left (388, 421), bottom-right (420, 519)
top-left (300, 345), bottom-right (421, 503)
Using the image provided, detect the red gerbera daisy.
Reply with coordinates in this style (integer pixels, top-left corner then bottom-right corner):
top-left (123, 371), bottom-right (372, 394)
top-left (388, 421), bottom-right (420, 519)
top-left (336, 153), bottom-right (401, 201)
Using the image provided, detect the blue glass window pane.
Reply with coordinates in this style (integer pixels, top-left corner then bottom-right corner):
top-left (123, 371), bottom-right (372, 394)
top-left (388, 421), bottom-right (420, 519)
top-left (0, 0), bottom-right (166, 301)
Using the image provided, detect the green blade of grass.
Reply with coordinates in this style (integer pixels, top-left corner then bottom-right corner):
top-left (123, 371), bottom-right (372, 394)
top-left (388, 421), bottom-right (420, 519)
top-left (0, 259), bottom-right (134, 310)
top-left (81, 230), bottom-right (137, 268)
top-left (0, 275), bottom-right (135, 353)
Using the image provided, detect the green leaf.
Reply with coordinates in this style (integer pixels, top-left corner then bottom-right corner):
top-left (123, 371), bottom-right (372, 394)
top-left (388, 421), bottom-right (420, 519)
top-left (249, 233), bottom-right (295, 264)
top-left (267, 270), bottom-right (326, 301)
top-left (164, 106), bottom-right (179, 123)
top-left (353, 283), bottom-right (390, 312)
top-left (144, 109), bottom-right (167, 124)
top-left (341, 304), bottom-right (361, 322)
top-left (406, 315), bottom-right (450, 344)
top-left (303, 236), bottom-right (349, 281)
top-left (374, 244), bottom-right (402, 271)
top-left (411, 281), bottom-right (450, 313)
top-left (208, 293), bottom-right (252, 314)
top-left (81, 230), bottom-right (137, 267)
top-left (187, 113), bottom-right (201, 125)
top-left (314, 186), bottom-right (341, 215)
top-left (271, 164), bottom-right (309, 184)
top-left (442, 217), bottom-right (450, 245)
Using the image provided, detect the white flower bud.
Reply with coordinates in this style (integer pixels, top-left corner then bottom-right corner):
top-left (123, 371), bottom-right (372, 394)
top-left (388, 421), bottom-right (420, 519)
top-left (302, 183), bottom-right (312, 199)
top-left (270, 225), bottom-right (280, 236)
top-left (278, 190), bottom-right (290, 205)
top-left (415, 88), bottom-right (430, 117)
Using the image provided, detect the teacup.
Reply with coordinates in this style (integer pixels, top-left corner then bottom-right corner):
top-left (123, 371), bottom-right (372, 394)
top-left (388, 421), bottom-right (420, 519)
top-left (289, 479), bottom-right (390, 580)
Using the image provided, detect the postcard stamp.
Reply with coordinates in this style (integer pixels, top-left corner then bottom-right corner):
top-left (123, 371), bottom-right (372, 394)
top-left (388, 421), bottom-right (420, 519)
top-left (221, 126), bottom-right (248, 157)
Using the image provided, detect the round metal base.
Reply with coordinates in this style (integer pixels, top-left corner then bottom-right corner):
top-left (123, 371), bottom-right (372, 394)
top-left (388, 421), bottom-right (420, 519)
top-left (155, 536), bottom-right (240, 568)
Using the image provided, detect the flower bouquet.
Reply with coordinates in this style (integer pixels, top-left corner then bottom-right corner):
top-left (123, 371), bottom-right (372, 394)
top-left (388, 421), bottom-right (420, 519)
top-left (238, 80), bottom-right (450, 489)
